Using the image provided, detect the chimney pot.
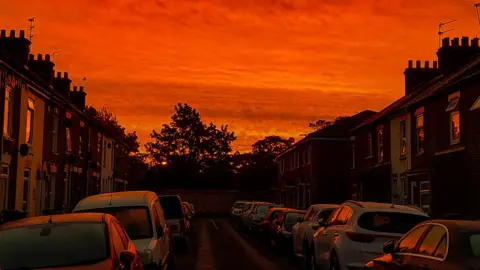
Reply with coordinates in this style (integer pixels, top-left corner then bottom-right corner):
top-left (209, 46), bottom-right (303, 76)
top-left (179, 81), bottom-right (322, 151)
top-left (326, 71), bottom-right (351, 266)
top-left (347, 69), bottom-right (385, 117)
top-left (29, 54), bottom-right (34, 61)
top-left (415, 60), bottom-right (421, 68)
top-left (408, 60), bottom-right (413, 68)
top-left (433, 61), bottom-right (438, 69)
top-left (73, 86), bottom-right (78, 92)
top-left (9, 30), bottom-right (15, 38)
top-left (452, 37), bottom-right (460, 46)
top-left (56, 71), bottom-right (61, 78)
top-left (37, 54), bottom-right (43, 61)
top-left (472, 38), bottom-right (479, 47)
top-left (79, 86), bottom-right (84, 92)
top-left (19, 30), bottom-right (25, 39)
top-left (0, 29), bottom-right (5, 38)
top-left (64, 72), bottom-right (68, 79)
top-left (424, 61), bottom-right (430, 69)
top-left (45, 54), bottom-right (51, 62)
top-left (461, 36), bottom-right (469, 47)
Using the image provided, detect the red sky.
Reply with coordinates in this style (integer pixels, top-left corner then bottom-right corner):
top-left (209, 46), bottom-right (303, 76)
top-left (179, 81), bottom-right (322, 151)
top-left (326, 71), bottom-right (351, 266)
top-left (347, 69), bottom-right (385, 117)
top-left (1, 0), bottom-right (479, 151)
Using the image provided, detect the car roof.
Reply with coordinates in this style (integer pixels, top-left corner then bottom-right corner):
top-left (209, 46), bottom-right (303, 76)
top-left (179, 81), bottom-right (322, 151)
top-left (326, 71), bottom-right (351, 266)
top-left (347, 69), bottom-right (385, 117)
top-left (310, 204), bottom-right (340, 210)
top-left (74, 191), bottom-right (156, 211)
top-left (234, 200), bottom-right (249, 203)
top-left (342, 200), bottom-right (428, 215)
top-left (0, 213), bottom-right (108, 230)
top-left (424, 219), bottom-right (480, 232)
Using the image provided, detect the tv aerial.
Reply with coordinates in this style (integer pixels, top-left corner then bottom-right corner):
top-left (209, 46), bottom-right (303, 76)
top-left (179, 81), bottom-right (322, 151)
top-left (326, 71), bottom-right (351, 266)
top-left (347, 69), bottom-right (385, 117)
top-left (438, 20), bottom-right (457, 48)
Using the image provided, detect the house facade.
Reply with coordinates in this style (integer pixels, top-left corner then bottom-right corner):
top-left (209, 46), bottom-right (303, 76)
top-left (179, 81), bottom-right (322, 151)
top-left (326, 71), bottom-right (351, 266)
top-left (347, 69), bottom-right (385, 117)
top-left (0, 29), bottom-right (133, 216)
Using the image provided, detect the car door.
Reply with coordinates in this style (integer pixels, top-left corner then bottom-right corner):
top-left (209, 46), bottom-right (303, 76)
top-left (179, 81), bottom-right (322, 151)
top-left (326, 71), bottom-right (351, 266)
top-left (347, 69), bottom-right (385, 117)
top-left (315, 206), bottom-right (343, 267)
top-left (409, 225), bottom-right (449, 270)
top-left (295, 207), bottom-right (312, 249)
top-left (152, 199), bottom-right (170, 266)
top-left (389, 224), bottom-right (431, 270)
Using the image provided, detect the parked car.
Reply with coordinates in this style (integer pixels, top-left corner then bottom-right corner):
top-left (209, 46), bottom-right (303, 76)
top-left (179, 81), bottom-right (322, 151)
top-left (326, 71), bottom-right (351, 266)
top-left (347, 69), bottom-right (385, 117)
top-left (309, 200), bottom-right (430, 270)
top-left (187, 203), bottom-right (196, 216)
top-left (159, 195), bottom-right (191, 251)
top-left (258, 207), bottom-right (289, 243)
top-left (231, 200), bottom-right (249, 219)
top-left (292, 204), bottom-right (339, 257)
top-left (269, 209), bottom-right (306, 254)
top-left (246, 202), bottom-right (283, 232)
top-left (0, 213), bottom-right (144, 270)
top-left (365, 219), bottom-right (480, 270)
top-left (239, 201), bottom-right (255, 227)
top-left (73, 191), bottom-right (173, 270)
top-left (182, 202), bottom-right (194, 221)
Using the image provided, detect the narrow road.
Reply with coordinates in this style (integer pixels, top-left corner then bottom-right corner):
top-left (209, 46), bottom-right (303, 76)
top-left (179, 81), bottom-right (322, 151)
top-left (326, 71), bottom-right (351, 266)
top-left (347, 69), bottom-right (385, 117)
top-left (175, 218), bottom-right (301, 270)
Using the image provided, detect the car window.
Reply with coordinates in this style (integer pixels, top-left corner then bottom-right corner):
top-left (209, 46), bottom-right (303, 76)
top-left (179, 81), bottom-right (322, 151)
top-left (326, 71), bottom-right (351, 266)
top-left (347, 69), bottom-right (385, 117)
top-left (306, 209), bottom-right (317, 221)
top-left (327, 207), bottom-right (342, 225)
top-left (285, 213), bottom-right (303, 232)
top-left (0, 222), bottom-right (109, 269)
top-left (433, 235), bottom-right (447, 259)
top-left (244, 204), bottom-right (252, 211)
top-left (152, 205), bottom-right (163, 235)
top-left (303, 208), bottom-right (313, 220)
top-left (395, 225), bottom-right (429, 253)
top-left (159, 196), bottom-right (183, 219)
top-left (257, 205), bottom-right (271, 214)
top-left (110, 222), bottom-right (126, 259)
top-left (269, 210), bottom-right (281, 221)
top-left (358, 212), bottom-right (430, 234)
top-left (333, 207), bottom-right (352, 225)
top-left (469, 234), bottom-right (480, 258)
top-left (234, 202), bottom-right (246, 209)
top-left (417, 225), bottom-right (448, 258)
top-left (113, 221), bottom-right (129, 249)
top-left (317, 209), bottom-right (335, 224)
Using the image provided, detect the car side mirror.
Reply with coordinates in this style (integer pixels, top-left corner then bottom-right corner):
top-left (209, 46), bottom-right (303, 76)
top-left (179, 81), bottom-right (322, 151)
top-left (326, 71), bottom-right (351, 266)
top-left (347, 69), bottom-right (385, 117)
top-left (383, 240), bottom-right (395, 254)
top-left (119, 250), bottom-right (137, 270)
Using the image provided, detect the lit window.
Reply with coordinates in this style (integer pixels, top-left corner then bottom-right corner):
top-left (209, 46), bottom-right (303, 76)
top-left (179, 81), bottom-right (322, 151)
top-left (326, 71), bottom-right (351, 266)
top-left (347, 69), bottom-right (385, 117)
top-left (3, 86), bottom-right (12, 136)
top-left (52, 111), bottom-right (59, 153)
top-left (450, 111), bottom-right (460, 144)
top-left (400, 120), bottom-right (407, 156)
top-left (377, 127), bottom-right (384, 163)
top-left (66, 127), bottom-right (72, 152)
top-left (416, 113), bottom-right (425, 154)
top-left (367, 132), bottom-right (373, 157)
top-left (471, 96), bottom-right (480, 111)
top-left (25, 98), bottom-right (35, 144)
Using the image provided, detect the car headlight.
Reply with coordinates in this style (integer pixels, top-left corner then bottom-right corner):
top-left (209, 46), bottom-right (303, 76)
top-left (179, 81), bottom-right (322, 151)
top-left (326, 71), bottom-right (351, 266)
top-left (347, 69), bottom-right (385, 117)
top-left (138, 249), bottom-right (153, 264)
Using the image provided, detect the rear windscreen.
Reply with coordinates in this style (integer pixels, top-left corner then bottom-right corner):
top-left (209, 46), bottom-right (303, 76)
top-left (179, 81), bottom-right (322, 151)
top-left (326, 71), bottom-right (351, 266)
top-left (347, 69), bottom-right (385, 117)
top-left (358, 212), bottom-right (429, 234)
top-left (159, 196), bottom-right (184, 220)
top-left (234, 202), bottom-right (246, 209)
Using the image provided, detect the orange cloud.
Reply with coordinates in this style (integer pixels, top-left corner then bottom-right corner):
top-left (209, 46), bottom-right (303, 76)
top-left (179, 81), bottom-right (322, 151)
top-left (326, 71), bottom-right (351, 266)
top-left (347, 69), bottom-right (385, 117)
top-left (1, 0), bottom-right (479, 152)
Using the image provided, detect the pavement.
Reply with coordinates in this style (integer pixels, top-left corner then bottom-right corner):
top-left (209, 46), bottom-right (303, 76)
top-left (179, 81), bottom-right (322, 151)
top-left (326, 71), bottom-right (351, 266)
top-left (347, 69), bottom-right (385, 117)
top-left (174, 218), bottom-right (301, 270)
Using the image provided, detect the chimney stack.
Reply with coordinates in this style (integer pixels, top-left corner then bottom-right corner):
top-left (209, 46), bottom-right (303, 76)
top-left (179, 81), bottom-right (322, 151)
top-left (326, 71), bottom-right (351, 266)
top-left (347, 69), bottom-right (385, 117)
top-left (70, 85), bottom-right (87, 109)
top-left (28, 53), bottom-right (55, 86)
top-left (53, 71), bottom-right (71, 98)
top-left (0, 29), bottom-right (31, 66)
top-left (404, 59), bottom-right (441, 95)
top-left (437, 36), bottom-right (480, 74)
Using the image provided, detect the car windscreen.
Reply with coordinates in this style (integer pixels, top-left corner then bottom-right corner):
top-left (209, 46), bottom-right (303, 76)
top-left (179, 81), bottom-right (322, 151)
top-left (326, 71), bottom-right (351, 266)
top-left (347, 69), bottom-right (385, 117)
top-left (234, 202), bottom-right (246, 209)
top-left (256, 205), bottom-right (271, 214)
top-left (0, 222), bottom-right (108, 270)
top-left (76, 206), bottom-right (153, 240)
top-left (284, 212), bottom-right (303, 232)
top-left (358, 212), bottom-right (430, 234)
top-left (159, 196), bottom-right (184, 220)
top-left (468, 233), bottom-right (480, 258)
top-left (269, 210), bottom-right (282, 220)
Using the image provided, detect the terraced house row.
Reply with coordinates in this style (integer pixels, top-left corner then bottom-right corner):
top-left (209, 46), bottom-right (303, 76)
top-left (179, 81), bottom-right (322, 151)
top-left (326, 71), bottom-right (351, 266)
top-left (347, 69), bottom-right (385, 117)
top-left (0, 29), bottom-right (132, 216)
top-left (277, 35), bottom-right (480, 220)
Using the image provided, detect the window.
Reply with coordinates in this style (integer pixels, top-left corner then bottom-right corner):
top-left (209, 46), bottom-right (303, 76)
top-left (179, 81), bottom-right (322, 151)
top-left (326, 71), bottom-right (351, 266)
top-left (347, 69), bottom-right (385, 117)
top-left (66, 127), bottom-right (72, 152)
top-left (47, 173), bottom-right (56, 209)
top-left (305, 209), bottom-right (317, 221)
top-left (358, 212), bottom-right (429, 234)
top-left (79, 124), bottom-right (84, 158)
top-left (87, 127), bottom-right (92, 152)
top-left (22, 169), bottom-right (30, 212)
top-left (3, 86), bottom-right (12, 136)
top-left (152, 205), bottom-right (163, 235)
top-left (377, 126), bottom-right (384, 163)
top-left (0, 165), bottom-right (8, 211)
top-left (316, 209), bottom-right (335, 224)
top-left (417, 225), bottom-right (447, 258)
top-left (112, 221), bottom-right (129, 249)
top-left (470, 96), bottom-right (480, 111)
top-left (400, 119), bottom-right (407, 156)
top-left (110, 222), bottom-right (126, 259)
top-left (111, 145), bottom-right (115, 170)
top-left (63, 173), bottom-right (69, 208)
top-left (103, 141), bottom-right (107, 168)
top-left (367, 132), bottom-right (373, 157)
top-left (469, 234), bottom-right (480, 258)
top-left (395, 225), bottom-right (429, 253)
top-left (333, 207), bottom-right (352, 225)
top-left (25, 98), bottom-right (35, 144)
top-left (416, 113), bottom-right (425, 154)
top-left (450, 111), bottom-right (460, 144)
top-left (158, 196), bottom-right (184, 220)
top-left (350, 136), bottom-right (355, 169)
top-left (52, 112), bottom-right (59, 153)
top-left (327, 207), bottom-right (342, 225)
top-left (97, 133), bottom-right (102, 158)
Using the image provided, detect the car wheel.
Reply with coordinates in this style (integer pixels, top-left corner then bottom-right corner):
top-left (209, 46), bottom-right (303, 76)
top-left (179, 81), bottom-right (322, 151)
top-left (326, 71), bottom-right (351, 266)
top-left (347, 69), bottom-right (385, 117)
top-left (329, 252), bottom-right (340, 270)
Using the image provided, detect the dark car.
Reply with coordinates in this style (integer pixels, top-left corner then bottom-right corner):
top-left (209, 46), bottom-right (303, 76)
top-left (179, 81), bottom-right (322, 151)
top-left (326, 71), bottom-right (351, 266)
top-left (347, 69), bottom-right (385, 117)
top-left (269, 209), bottom-right (306, 254)
top-left (365, 220), bottom-right (480, 270)
top-left (0, 213), bottom-right (143, 270)
top-left (159, 195), bottom-right (191, 250)
top-left (258, 207), bottom-right (289, 243)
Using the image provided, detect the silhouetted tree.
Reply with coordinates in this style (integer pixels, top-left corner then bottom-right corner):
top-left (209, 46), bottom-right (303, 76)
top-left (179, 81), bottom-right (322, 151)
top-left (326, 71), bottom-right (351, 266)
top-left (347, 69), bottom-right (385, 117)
top-left (145, 103), bottom-right (236, 189)
top-left (252, 136), bottom-right (294, 156)
top-left (309, 116), bottom-right (351, 131)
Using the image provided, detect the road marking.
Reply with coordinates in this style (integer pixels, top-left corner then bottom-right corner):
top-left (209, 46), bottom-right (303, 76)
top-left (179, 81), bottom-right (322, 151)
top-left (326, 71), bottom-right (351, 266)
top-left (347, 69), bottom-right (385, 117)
top-left (223, 220), bottom-right (279, 270)
top-left (210, 219), bottom-right (219, 231)
top-left (195, 220), bottom-right (216, 270)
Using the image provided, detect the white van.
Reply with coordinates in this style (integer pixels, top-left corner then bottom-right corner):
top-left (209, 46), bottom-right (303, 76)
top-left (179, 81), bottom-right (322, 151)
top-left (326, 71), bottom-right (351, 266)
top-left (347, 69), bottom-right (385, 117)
top-left (73, 191), bottom-right (173, 270)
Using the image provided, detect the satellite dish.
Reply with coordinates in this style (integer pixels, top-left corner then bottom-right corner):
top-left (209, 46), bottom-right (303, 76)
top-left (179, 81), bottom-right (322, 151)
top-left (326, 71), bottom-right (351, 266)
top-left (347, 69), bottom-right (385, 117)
top-left (19, 144), bottom-right (29, 157)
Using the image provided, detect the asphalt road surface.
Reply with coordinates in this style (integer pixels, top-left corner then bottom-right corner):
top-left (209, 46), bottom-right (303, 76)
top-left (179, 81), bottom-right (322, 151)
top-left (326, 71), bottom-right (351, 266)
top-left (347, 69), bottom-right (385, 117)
top-left (174, 218), bottom-right (301, 270)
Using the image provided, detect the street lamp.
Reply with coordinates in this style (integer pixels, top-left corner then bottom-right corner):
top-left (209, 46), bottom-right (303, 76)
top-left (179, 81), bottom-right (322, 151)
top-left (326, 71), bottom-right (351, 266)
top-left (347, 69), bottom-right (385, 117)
top-left (161, 161), bottom-right (168, 166)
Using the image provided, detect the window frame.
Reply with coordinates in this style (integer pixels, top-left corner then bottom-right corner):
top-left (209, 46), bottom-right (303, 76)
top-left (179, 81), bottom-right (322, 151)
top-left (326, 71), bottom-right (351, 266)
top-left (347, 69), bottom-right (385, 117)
top-left (367, 132), bottom-right (373, 157)
top-left (416, 113), bottom-right (425, 154)
top-left (22, 169), bottom-right (31, 212)
top-left (25, 98), bottom-right (35, 144)
top-left (3, 85), bottom-right (13, 137)
top-left (400, 119), bottom-right (407, 156)
top-left (449, 110), bottom-right (460, 145)
top-left (52, 110), bottom-right (59, 153)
